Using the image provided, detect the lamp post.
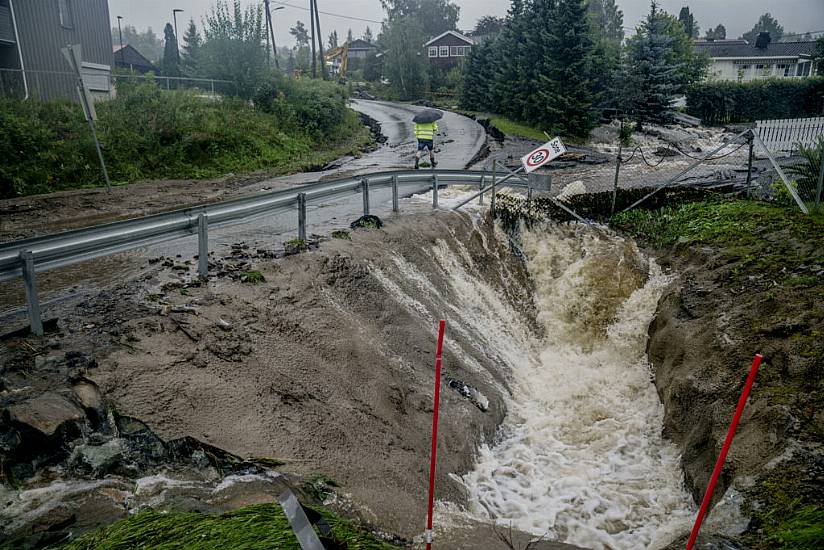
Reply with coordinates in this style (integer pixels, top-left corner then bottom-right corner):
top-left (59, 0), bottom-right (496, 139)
top-left (172, 9), bottom-right (184, 50)
top-left (116, 15), bottom-right (125, 67)
top-left (264, 1), bottom-right (284, 69)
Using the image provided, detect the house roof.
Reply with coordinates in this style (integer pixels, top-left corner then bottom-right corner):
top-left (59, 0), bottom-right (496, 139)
top-left (424, 30), bottom-right (474, 47)
top-left (694, 40), bottom-right (817, 59)
top-left (347, 39), bottom-right (377, 51)
top-left (113, 44), bottom-right (157, 70)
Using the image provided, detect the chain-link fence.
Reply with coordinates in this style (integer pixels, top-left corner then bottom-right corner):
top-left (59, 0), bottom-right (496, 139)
top-left (482, 117), bottom-right (823, 218)
top-left (0, 68), bottom-right (239, 102)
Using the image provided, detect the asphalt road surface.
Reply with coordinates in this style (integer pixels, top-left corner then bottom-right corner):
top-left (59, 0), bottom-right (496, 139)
top-left (0, 101), bottom-right (486, 328)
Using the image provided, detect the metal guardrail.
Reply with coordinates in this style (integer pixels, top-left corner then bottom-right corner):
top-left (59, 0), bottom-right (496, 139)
top-left (1, 169), bottom-right (533, 335)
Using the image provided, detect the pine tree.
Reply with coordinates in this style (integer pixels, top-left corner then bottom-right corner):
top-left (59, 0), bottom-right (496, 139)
top-left (678, 7), bottom-right (699, 39)
top-left (161, 23), bottom-right (180, 77)
top-left (705, 24), bottom-right (726, 40)
top-left (629, 2), bottom-right (683, 123)
top-left (537, 0), bottom-right (599, 138)
top-left (460, 39), bottom-right (495, 110)
top-left (328, 30), bottom-right (338, 49)
top-left (363, 26), bottom-right (374, 43)
top-left (181, 19), bottom-right (202, 76)
top-left (347, 28), bottom-right (354, 44)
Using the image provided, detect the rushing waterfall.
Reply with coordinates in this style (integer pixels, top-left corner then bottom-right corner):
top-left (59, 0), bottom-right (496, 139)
top-left (375, 217), bottom-right (696, 549)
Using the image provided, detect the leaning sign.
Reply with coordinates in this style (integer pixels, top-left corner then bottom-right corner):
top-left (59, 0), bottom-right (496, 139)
top-left (521, 138), bottom-right (566, 173)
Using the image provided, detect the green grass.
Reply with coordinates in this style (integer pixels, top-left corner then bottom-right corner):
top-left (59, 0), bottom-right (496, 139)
top-left (241, 271), bottom-right (266, 284)
top-left (0, 77), bottom-right (372, 198)
top-left (748, 474), bottom-right (824, 550)
top-left (458, 110), bottom-right (548, 141)
top-left (56, 503), bottom-right (399, 550)
top-left (611, 198), bottom-right (824, 283)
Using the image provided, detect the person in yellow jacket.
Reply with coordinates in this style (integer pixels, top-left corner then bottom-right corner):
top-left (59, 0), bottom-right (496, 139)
top-left (414, 121), bottom-right (438, 170)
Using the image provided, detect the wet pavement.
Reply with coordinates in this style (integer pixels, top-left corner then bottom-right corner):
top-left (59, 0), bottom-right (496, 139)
top-left (0, 101), bottom-right (487, 329)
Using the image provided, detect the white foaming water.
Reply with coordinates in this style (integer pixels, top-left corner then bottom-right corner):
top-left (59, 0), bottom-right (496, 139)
top-left (452, 224), bottom-right (696, 550)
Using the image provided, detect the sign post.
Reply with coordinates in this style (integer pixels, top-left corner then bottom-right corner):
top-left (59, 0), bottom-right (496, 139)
top-left (62, 44), bottom-right (111, 193)
top-left (425, 320), bottom-right (446, 550)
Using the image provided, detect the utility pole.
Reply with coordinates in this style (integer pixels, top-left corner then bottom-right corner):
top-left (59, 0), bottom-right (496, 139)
top-left (309, 0), bottom-right (317, 78)
top-left (172, 9), bottom-right (184, 51)
top-left (264, 1), bottom-right (283, 70)
top-left (313, 0), bottom-right (326, 80)
top-left (116, 16), bottom-right (125, 67)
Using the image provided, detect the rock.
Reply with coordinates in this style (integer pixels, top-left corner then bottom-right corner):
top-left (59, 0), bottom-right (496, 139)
top-left (34, 355), bottom-right (64, 370)
top-left (70, 439), bottom-right (124, 476)
top-left (350, 215), bottom-right (384, 230)
top-left (72, 380), bottom-right (103, 413)
top-left (216, 319), bottom-right (232, 331)
top-left (65, 351), bottom-right (98, 371)
top-left (0, 426), bottom-right (21, 453)
top-left (7, 392), bottom-right (86, 437)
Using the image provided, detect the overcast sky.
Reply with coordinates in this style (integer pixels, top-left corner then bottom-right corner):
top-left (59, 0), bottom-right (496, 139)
top-left (109, 0), bottom-right (824, 47)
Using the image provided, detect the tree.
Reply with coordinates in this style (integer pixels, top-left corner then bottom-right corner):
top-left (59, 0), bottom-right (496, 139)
top-left (363, 26), bottom-right (374, 43)
top-left (678, 7), bottom-right (699, 39)
top-left (537, 0), bottom-right (599, 138)
top-left (111, 25), bottom-right (163, 63)
top-left (742, 13), bottom-right (784, 43)
top-left (814, 37), bottom-right (824, 76)
top-left (290, 21), bottom-right (310, 47)
top-left (472, 16), bottom-right (505, 37)
top-left (347, 28), bottom-right (354, 44)
top-left (200, 0), bottom-right (267, 96)
top-left (181, 19), bottom-right (202, 76)
top-left (380, 0), bottom-right (460, 38)
top-left (589, 0), bottom-right (624, 43)
top-left (705, 24), bottom-right (726, 40)
top-left (628, 2), bottom-right (683, 123)
top-left (381, 14), bottom-right (429, 100)
top-left (328, 30), bottom-right (339, 49)
top-left (161, 23), bottom-right (180, 77)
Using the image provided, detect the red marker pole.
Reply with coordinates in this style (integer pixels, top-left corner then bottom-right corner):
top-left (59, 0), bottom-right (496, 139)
top-left (686, 354), bottom-right (763, 550)
top-left (425, 320), bottom-right (446, 550)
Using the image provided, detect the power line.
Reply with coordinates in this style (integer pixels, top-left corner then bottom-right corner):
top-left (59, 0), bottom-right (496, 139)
top-left (273, 1), bottom-right (383, 25)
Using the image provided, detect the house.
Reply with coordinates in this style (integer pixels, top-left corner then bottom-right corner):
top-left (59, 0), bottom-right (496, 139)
top-left (694, 33), bottom-right (817, 82)
top-left (0, 0), bottom-right (114, 100)
top-left (425, 30), bottom-right (474, 69)
top-left (113, 44), bottom-right (158, 74)
top-left (346, 39), bottom-right (378, 60)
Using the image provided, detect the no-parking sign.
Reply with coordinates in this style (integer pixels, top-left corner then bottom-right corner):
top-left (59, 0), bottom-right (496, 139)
top-left (521, 138), bottom-right (566, 173)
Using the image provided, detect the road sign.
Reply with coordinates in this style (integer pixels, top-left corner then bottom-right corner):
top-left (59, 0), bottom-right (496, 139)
top-left (521, 137), bottom-right (566, 173)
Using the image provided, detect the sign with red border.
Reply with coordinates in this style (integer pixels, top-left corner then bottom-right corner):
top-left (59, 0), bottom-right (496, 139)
top-left (521, 138), bottom-right (566, 173)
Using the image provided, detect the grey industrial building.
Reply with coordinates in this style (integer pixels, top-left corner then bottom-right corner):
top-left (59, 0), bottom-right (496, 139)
top-left (0, 0), bottom-right (114, 100)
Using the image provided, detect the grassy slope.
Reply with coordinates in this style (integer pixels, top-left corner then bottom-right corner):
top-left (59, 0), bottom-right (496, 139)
top-left (56, 503), bottom-right (399, 550)
top-left (613, 199), bottom-right (824, 550)
top-left (456, 110), bottom-right (548, 142)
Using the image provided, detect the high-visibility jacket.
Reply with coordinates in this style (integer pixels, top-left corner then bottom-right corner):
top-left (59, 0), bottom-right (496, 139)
top-left (415, 122), bottom-right (438, 141)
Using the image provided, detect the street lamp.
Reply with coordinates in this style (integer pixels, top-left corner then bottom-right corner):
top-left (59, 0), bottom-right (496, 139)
top-left (116, 15), bottom-right (125, 68)
top-left (172, 9), bottom-right (184, 50)
top-left (264, 1), bottom-right (284, 69)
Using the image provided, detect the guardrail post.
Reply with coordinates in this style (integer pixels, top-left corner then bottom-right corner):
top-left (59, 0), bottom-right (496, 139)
top-left (432, 174), bottom-right (439, 209)
top-left (361, 178), bottom-right (370, 216)
top-left (297, 193), bottom-right (307, 241)
top-left (392, 174), bottom-right (400, 213)
top-left (491, 162), bottom-right (497, 215)
top-left (197, 214), bottom-right (209, 280)
top-left (20, 250), bottom-right (43, 337)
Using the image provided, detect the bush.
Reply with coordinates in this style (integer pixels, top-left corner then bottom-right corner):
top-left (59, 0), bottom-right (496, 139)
top-left (253, 74), bottom-right (350, 140)
top-left (686, 78), bottom-right (824, 125)
top-left (0, 76), bottom-right (363, 198)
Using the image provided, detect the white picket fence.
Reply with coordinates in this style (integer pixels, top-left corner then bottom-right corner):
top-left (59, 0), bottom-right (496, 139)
top-left (755, 117), bottom-right (824, 154)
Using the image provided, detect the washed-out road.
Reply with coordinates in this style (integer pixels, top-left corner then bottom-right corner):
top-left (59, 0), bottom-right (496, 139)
top-left (0, 100), bottom-right (486, 326)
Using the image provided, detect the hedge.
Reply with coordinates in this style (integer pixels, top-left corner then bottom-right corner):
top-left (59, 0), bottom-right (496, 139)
top-left (686, 78), bottom-right (824, 125)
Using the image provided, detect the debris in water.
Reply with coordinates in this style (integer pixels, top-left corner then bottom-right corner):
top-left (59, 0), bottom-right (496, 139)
top-left (447, 378), bottom-right (489, 412)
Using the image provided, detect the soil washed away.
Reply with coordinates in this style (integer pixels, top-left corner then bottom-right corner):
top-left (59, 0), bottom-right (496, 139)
top-left (1, 212), bottom-right (698, 548)
top-left (455, 225), bottom-right (696, 549)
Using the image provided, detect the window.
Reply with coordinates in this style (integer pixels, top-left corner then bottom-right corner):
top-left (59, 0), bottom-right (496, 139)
top-left (740, 64), bottom-right (750, 71)
top-left (449, 45), bottom-right (471, 57)
top-left (58, 0), bottom-right (73, 29)
top-left (439, 46), bottom-right (449, 57)
top-left (755, 64), bottom-right (764, 69)
top-left (428, 46), bottom-right (438, 58)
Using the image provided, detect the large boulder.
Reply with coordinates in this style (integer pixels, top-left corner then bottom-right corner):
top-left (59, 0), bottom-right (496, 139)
top-left (6, 392), bottom-right (85, 437)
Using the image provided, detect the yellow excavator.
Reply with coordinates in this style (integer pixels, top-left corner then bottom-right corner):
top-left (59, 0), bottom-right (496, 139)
top-left (324, 42), bottom-right (349, 83)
